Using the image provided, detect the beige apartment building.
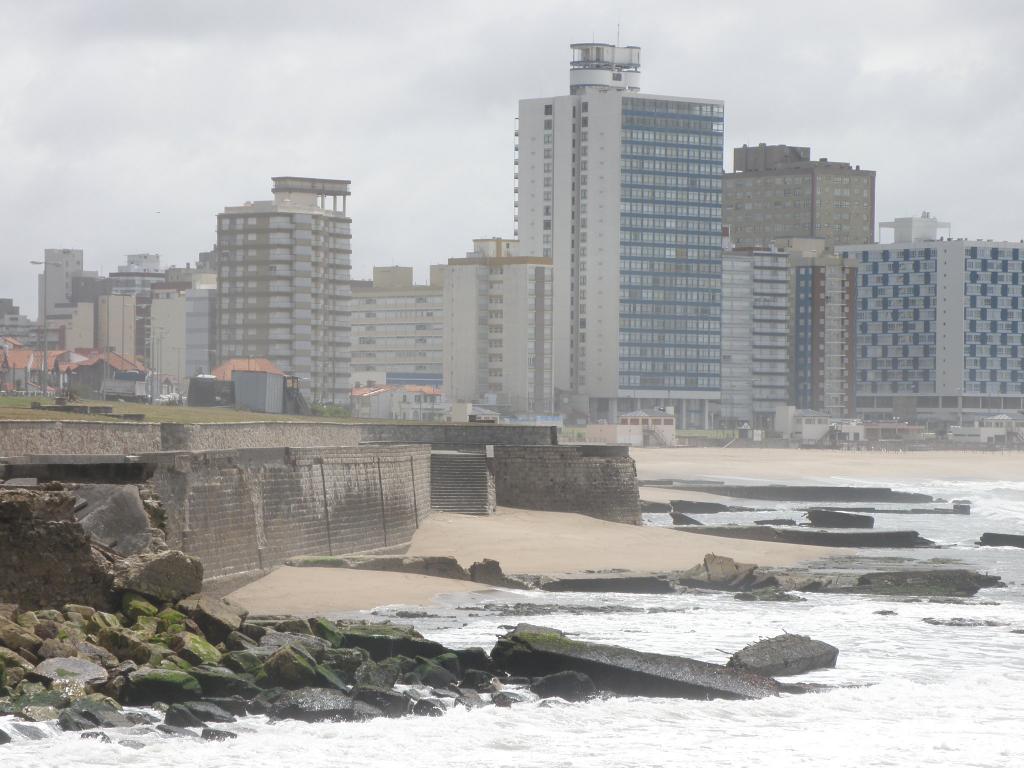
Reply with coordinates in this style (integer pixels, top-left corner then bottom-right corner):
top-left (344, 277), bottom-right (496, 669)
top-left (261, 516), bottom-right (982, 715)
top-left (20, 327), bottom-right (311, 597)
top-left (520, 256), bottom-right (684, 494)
top-left (215, 177), bottom-right (352, 403)
top-left (96, 294), bottom-right (136, 359)
top-left (443, 238), bottom-right (553, 414)
top-left (723, 144), bottom-right (875, 249)
top-left (350, 266), bottom-right (444, 388)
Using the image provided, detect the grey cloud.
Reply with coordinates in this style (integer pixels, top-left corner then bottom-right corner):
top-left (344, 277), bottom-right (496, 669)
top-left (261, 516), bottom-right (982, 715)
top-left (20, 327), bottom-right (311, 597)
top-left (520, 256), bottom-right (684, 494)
top-left (3, 0), bottom-right (1023, 317)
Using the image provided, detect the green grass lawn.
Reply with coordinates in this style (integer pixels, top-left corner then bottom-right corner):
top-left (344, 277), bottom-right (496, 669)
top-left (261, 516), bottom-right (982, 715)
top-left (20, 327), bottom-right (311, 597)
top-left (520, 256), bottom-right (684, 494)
top-left (0, 396), bottom-right (365, 424)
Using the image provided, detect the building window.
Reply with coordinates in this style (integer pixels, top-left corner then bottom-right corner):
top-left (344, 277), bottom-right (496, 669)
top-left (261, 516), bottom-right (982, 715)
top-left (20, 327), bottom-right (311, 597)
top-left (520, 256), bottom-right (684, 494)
top-left (544, 104), bottom-right (552, 115)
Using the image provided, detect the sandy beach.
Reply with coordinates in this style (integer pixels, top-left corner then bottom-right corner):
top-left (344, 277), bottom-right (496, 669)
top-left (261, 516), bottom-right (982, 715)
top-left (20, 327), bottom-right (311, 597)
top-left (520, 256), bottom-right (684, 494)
top-left (632, 446), bottom-right (1022, 483)
top-left (227, 446), bottom-right (1007, 616)
top-left (229, 505), bottom-right (839, 616)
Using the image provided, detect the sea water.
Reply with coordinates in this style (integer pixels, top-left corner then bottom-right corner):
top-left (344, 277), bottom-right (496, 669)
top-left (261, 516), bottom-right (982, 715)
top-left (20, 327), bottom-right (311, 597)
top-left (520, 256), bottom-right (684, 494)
top-left (3, 478), bottom-right (1023, 767)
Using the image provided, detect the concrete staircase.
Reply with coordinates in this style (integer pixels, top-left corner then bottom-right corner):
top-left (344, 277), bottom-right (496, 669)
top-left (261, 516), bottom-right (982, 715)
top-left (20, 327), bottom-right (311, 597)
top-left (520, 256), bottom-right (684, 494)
top-left (430, 450), bottom-right (494, 515)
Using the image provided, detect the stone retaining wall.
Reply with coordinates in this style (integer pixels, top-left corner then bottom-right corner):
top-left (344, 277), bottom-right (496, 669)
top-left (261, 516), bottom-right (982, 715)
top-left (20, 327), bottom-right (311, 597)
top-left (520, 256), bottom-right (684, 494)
top-left (489, 445), bottom-right (641, 524)
top-left (0, 420), bottom-right (556, 456)
top-left (149, 445), bottom-right (432, 579)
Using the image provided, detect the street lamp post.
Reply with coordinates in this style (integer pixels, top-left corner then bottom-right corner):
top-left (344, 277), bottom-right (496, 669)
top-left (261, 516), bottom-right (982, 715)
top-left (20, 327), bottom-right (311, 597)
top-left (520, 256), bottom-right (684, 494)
top-left (29, 258), bottom-right (61, 396)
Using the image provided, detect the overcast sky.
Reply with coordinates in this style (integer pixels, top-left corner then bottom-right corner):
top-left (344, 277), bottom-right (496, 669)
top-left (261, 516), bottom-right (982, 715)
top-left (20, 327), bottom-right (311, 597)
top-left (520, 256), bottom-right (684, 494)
top-left (3, 0), bottom-right (1023, 317)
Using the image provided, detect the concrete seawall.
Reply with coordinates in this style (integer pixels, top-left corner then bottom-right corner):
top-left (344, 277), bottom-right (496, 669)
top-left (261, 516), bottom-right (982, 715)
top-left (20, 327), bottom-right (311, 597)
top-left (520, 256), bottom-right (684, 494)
top-left (0, 420), bottom-right (557, 456)
top-left (150, 445), bottom-right (432, 580)
top-left (490, 445), bottom-right (641, 524)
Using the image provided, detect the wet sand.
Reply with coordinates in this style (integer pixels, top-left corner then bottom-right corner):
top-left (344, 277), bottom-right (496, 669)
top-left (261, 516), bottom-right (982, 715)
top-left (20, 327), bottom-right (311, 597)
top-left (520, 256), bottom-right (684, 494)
top-left (229, 506), bottom-right (838, 615)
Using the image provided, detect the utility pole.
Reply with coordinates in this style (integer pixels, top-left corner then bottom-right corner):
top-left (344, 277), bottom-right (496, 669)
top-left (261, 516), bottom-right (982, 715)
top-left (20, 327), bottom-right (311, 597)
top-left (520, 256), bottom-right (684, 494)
top-left (29, 258), bottom-right (59, 396)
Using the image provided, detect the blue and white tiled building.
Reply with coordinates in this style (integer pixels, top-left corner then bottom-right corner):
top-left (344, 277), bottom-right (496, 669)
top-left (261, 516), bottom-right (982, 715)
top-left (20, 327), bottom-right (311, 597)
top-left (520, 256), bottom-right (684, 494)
top-left (837, 214), bottom-right (1024, 421)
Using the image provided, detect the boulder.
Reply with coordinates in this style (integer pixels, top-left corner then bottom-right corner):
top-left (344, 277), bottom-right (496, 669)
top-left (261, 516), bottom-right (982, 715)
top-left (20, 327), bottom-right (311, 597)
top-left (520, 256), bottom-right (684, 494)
top-left (58, 709), bottom-right (96, 731)
top-left (492, 690), bottom-right (528, 707)
top-left (805, 508), bottom-right (874, 529)
top-left (412, 658), bottom-right (457, 688)
top-left (354, 659), bottom-right (401, 689)
top-left (259, 631), bottom-right (330, 660)
top-left (308, 617), bottom-right (344, 647)
top-left (164, 703), bottom-right (205, 729)
top-left (31, 657), bottom-right (108, 687)
top-left (169, 632), bottom-right (222, 666)
top-left (201, 728), bottom-right (237, 741)
top-left (95, 627), bottom-right (153, 665)
top-left (727, 634), bottom-right (839, 677)
top-left (530, 670), bottom-right (597, 701)
top-left (64, 696), bottom-right (131, 728)
top-left (269, 688), bottom-right (382, 723)
top-left (188, 665), bottom-right (261, 698)
top-left (412, 697), bottom-right (445, 716)
top-left (352, 685), bottom-right (410, 717)
top-left (176, 595), bottom-right (246, 645)
top-left (124, 668), bottom-right (202, 705)
top-left (541, 576), bottom-right (675, 594)
top-left (73, 484), bottom-right (155, 555)
top-left (156, 723), bottom-right (200, 738)
top-left (179, 700), bottom-right (236, 723)
top-left (733, 589), bottom-right (805, 602)
top-left (261, 644), bottom-right (320, 689)
top-left (492, 624), bottom-right (781, 700)
top-left (36, 638), bottom-right (76, 660)
top-left (271, 618), bottom-right (313, 635)
top-left (677, 554), bottom-right (777, 592)
top-left (333, 622), bottom-right (449, 661)
top-left (74, 641), bottom-right (118, 669)
top-left (222, 647), bottom-right (276, 675)
top-left (978, 532), bottom-right (1024, 549)
top-left (0, 619), bottom-right (42, 654)
top-left (468, 559), bottom-right (530, 590)
top-left (113, 550), bottom-right (203, 603)
top-left (320, 647), bottom-right (369, 683)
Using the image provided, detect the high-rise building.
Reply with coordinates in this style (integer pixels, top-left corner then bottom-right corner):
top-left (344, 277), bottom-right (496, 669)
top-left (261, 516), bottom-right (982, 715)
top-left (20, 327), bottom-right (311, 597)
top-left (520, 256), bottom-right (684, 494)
top-left (38, 249), bottom-right (90, 318)
top-left (719, 244), bottom-right (791, 428)
top-left (442, 238), bottom-right (553, 414)
top-left (785, 239), bottom-right (858, 419)
top-left (215, 176), bottom-right (352, 403)
top-left (723, 143), bottom-right (875, 249)
top-left (838, 214), bottom-right (1024, 423)
top-left (185, 288), bottom-right (216, 379)
top-left (350, 266), bottom-right (444, 388)
top-left (517, 43), bottom-right (724, 426)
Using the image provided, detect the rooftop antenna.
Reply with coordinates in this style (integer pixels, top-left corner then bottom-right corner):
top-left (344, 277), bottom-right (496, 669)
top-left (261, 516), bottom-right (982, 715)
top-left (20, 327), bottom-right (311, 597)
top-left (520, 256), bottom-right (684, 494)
top-left (617, 21), bottom-right (620, 47)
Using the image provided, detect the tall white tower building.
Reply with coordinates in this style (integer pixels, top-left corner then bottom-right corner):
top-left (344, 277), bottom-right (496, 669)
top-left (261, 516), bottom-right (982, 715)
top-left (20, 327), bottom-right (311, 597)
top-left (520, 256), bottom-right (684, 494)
top-left (517, 43), bottom-right (724, 426)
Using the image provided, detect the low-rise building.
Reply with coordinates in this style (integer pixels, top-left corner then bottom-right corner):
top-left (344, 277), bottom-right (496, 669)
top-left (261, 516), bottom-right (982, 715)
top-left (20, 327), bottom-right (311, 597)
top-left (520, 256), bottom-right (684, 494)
top-left (351, 384), bottom-right (447, 421)
top-left (586, 409), bottom-right (676, 447)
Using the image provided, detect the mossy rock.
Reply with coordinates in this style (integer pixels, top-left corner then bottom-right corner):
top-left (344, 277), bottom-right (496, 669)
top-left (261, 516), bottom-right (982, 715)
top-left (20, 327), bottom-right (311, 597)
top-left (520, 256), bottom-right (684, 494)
top-left (309, 617), bottom-right (343, 647)
top-left (320, 648), bottom-right (368, 683)
top-left (133, 616), bottom-right (161, 638)
top-left (170, 632), bottom-right (222, 666)
top-left (157, 608), bottom-right (187, 634)
top-left (122, 592), bottom-right (159, 621)
top-left (63, 604), bottom-right (96, 620)
top-left (87, 612), bottom-right (122, 634)
top-left (259, 644), bottom-right (319, 689)
top-left (35, 610), bottom-right (64, 623)
top-left (95, 627), bottom-right (153, 665)
top-left (16, 611), bottom-right (39, 630)
top-left (222, 647), bottom-right (275, 675)
top-left (124, 667), bottom-right (201, 705)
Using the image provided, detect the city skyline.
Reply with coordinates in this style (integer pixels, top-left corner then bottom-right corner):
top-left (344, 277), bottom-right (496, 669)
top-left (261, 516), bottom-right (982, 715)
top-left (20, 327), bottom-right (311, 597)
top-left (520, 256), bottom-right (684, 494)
top-left (3, 1), bottom-right (1024, 317)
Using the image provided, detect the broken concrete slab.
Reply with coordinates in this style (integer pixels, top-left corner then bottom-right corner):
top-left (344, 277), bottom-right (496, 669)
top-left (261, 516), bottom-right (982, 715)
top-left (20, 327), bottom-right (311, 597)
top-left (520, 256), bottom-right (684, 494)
top-left (727, 634), bottom-right (838, 677)
top-left (540, 576), bottom-right (675, 594)
top-left (676, 525), bottom-right (934, 548)
top-left (491, 624), bottom-right (782, 700)
top-left (805, 508), bottom-right (874, 529)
